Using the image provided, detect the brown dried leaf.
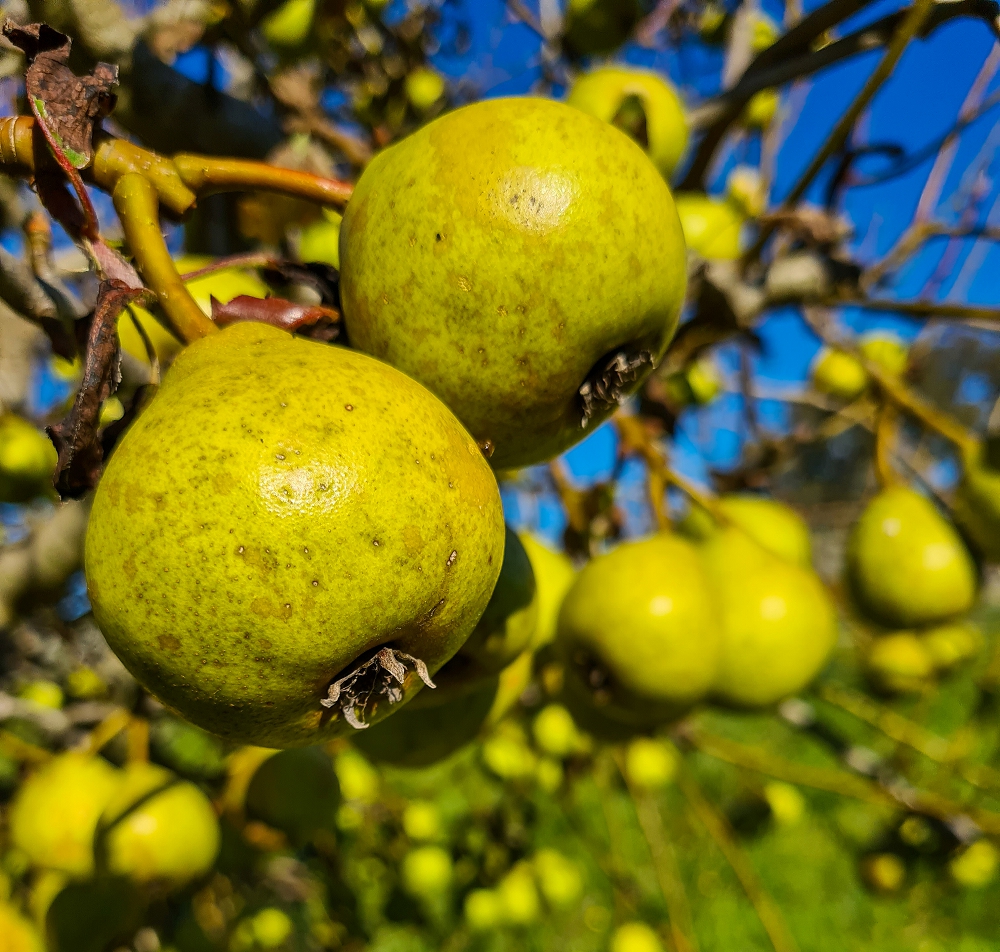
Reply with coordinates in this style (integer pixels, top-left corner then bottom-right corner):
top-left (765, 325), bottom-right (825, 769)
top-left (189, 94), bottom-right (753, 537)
top-left (47, 281), bottom-right (149, 499)
top-left (211, 295), bottom-right (340, 334)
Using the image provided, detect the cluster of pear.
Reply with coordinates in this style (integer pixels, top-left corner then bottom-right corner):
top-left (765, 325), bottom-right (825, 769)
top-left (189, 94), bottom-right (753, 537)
top-left (85, 93), bottom-right (688, 751)
top-left (557, 495), bottom-right (837, 737)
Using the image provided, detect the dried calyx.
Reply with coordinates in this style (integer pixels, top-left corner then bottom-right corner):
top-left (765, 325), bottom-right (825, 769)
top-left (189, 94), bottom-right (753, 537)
top-left (578, 348), bottom-right (654, 425)
top-left (321, 647), bottom-right (436, 729)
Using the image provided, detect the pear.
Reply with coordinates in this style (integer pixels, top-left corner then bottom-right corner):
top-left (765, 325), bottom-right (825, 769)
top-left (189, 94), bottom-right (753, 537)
top-left (810, 347), bottom-right (867, 401)
top-left (953, 439), bottom-right (1000, 561)
top-left (701, 528), bottom-right (837, 707)
top-left (261, 0), bottom-right (314, 48)
top-left (0, 903), bottom-right (43, 952)
top-left (339, 97), bottom-right (686, 469)
top-left (0, 414), bottom-right (57, 503)
top-left (921, 620), bottom-right (982, 671)
top-left (865, 632), bottom-right (934, 694)
top-left (846, 485), bottom-right (976, 628)
top-left (519, 532), bottom-right (576, 650)
top-left (352, 673), bottom-right (499, 768)
top-left (405, 66), bottom-right (446, 113)
top-left (245, 747), bottom-right (339, 844)
top-left (611, 922), bottom-right (665, 952)
top-left (742, 88), bottom-right (779, 129)
top-left (100, 762), bottom-right (219, 885)
top-left (563, 0), bottom-right (643, 57)
top-left (674, 193), bottom-right (745, 260)
top-left (485, 648), bottom-right (535, 727)
top-left (566, 66), bottom-right (689, 179)
top-left (298, 213), bottom-right (342, 270)
top-left (10, 753), bottom-right (120, 877)
top-left (556, 534), bottom-right (721, 726)
top-left (859, 332), bottom-right (909, 376)
top-left (86, 322), bottom-right (505, 747)
top-left (681, 495), bottom-right (812, 567)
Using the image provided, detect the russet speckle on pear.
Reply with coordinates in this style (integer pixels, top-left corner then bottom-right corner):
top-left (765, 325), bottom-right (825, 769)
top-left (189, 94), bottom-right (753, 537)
top-left (85, 322), bottom-right (505, 748)
top-left (339, 97), bottom-right (687, 469)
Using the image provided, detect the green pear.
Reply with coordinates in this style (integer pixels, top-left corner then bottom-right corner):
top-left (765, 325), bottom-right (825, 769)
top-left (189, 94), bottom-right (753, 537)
top-left (810, 347), bottom-right (868, 401)
top-left (261, 0), bottom-right (314, 48)
top-left (680, 495), bottom-right (811, 567)
top-left (566, 66), bottom-right (689, 179)
top-left (846, 485), bottom-right (976, 628)
top-left (0, 903), bottom-right (43, 952)
top-left (339, 97), bottom-right (686, 469)
top-left (519, 533), bottom-right (575, 650)
top-left (10, 753), bottom-right (120, 877)
top-left (557, 534), bottom-right (721, 726)
top-left (86, 322), bottom-right (505, 748)
top-left (563, 0), bottom-right (643, 56)
top-left (674, 193), bottom-right (745, 260)
top-left (100, 762), bottom-right (219, 885)
top-left (0, 414), bottom-right (57, 503)
top-left (245, 747), bottom-right (339, 843)
top-left (865, 632), bottom-right (934, 693)
top-left (858, 332), bottom-right (909, 376)
top-left (405, 66), bottom-right (446, 112)
top-left (701, 528), bottom-right (837, 707)
top-left (611, 922), bottom-right (664, 952)
top-left (921, 620), bottom-right (982, 671)
top-left (953, 439), bottom-right (1000, 561)
top-left (742, 88), bottom-right (779, 129)
top-left (353, 674), bottom-right (498, 767)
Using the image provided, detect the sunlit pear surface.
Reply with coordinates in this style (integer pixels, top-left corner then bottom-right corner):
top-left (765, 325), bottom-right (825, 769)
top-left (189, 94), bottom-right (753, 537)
top-left (339, 97), bottom-right (687, 469)
top-left (811, 347), bottom-right (868, 402)
top-left (86, 322), bottom-right (505, 747)
top-left (702, 528), bottom-right (837, 707)
top-left (0, 414), bottom-right (57, 503)
top-left (557, 534), bottom-right (721, 727)
top-left (567, 66), bottom-right (689, 178)
top-left (9, 753), bottom-right (120, 877)
top-left (101, 761), bottom-right (220, 885)
top-left (847, 485), bottom-right (977, 628)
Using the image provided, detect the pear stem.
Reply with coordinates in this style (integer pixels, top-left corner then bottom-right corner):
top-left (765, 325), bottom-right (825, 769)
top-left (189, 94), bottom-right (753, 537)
top-left (613, 749), bottom-right (699, 952)
top-left (873, 402), bottom-right (900, 488)
top-left (112, 173), bottom-right (218, 343)
top-left (173, 154), bottom-right (354, 208)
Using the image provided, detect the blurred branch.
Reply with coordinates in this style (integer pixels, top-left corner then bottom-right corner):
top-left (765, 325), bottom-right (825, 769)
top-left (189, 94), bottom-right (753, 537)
top-left (614, 750), bottom-right (699, 952)
top-left (677, 768), bottom-right (800, 952)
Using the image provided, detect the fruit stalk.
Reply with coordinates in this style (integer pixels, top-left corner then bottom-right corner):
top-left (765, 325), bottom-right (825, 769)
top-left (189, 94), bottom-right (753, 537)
top-left (112, 173), bottom-right (218, 343)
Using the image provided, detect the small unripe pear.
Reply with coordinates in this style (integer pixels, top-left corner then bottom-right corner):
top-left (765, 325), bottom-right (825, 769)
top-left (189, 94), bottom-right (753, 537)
top-left (866, 632), bottom-right (934, 694)
top-left (949, 839), bottom-right (999, 888)
top-left (567, 66), bottom-right (689, 179)
top-left (557, 534), bottom-right (722, 725)
top-left (858, 332), bottom-right (909, 376)
top-left (921, 621), bottom-right (982, 671)
top-left (101, 762), bottom-right (219, 885)
top-left (861, 853), bottom-right (906, 893)
top-left (624, 737), bottom-right (677, 791)
top-left (533, 848), bottom-right (583, 909)
top-left (262, 0), bottom-right (314, 48)
top-left (405, 67), bottom-right (446, 112)
top-left (0, 414), bottom-right (57, 503)
top-left (86, 322), bottom-right (505, 747)
top-left (611, 922), bottom-right (665, 952)
top-left (10, 753), bottom-right (120, 878)
top-left (811, 347), bottom-right (868, 401)
top-left (674, 193), bottom-right (745, 259)
top-left (847, 485), bottom-right (976, 628)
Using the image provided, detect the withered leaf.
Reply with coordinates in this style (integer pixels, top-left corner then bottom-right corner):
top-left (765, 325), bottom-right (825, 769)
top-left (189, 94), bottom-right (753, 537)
top-left (211, 294), bottom-right (340, 334)
top-left (2, 21), bottom-right (118, 170)
top-left (48, 280), bottom-right (149, 499)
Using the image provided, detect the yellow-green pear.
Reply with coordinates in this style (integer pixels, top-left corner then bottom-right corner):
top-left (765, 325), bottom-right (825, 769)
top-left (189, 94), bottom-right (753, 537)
top-left (810, 347), bottom-right (867, 401)
top-left (953, 439), bottom-right (1000, 561)
top-left (674, 193), bottom-right (745, 259)
top-left (485, 648), bottom-right (535, 726)
top-left (866, 632), bottom-right (934, 693)
top-left (846, 485), bottom-right (976, 628)
top-left (86, 322), bottom-right (505, 748)
top-left (100, 762), bottom-right (219, 885)
top-left (10, 753), bottom-right (120, 878)
top-left (611, 922), bottom-right (664, 952)
top-left (298, 212), bottom-right (342, 270)
top-left (262, 0), bottom-right (314, 48)
top-left (859, 332), bottom-right (909, 376)
top-left (0, 415), bottom-right (57, 503)
top-left (701, 528), bottom-right (837, 707)
top-left (0, 903), bottom-right (44, 952)
top-left (557, 534), bottom-right (721, 725)
top-left (339, 97), bottom-right (686, 469)
top-left (566, 66), bottom-right (689, 179)
top-left (563, 0), bottom-right (643, 57)
top-left (519, 532), bottom-right (575, 650)
top-left (405, 67), bottom-right (446, 112)
top-left (921, 620), bottom-right (983, 671)
top-left (742, 88), bottom-right (779, 129)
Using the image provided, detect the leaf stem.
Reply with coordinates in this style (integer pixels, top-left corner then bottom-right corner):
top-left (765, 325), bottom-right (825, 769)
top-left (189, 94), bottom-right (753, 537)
top-left (112, 173), bottom-right (218, 343)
